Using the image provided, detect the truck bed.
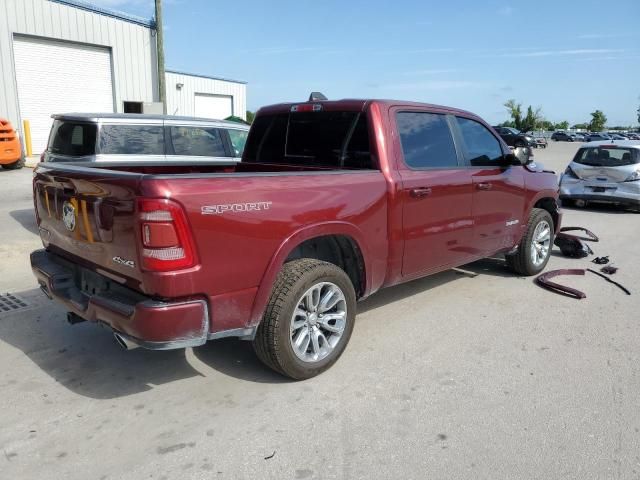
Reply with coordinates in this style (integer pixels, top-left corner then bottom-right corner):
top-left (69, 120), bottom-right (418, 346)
top-left (32, 160), bottom-right (389, 334)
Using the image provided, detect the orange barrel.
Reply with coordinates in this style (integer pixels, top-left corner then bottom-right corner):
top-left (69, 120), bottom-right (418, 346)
top-left (0, 118), bottom-right (22, 165)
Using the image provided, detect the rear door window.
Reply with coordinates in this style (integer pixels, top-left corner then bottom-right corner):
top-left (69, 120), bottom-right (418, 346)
top-left (48, 120), bottom-right (97, 157)
top-left (574, 147), bottom-right (638, 166)
top-left (169, 126), bottom-right (227, 157)
top-left (455, 117), bottom-right (504, 166)
top-left (396, 112), bottom-right (459, 169)
top-left (227, 129), bottom-right (249, 156)
top-left (99, 125), bottom-right (164, 155)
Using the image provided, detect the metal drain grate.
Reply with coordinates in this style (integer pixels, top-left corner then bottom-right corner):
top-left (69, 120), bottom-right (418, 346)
top-left (0, 293), bottom-right (29, 313)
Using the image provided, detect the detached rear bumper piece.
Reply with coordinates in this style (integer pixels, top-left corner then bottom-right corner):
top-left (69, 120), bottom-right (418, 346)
top-left (30, 249), bottom-right (209, 350)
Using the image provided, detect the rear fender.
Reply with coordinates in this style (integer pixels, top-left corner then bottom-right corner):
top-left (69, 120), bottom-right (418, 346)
top-left (247, 221), bottom-right (371, 327)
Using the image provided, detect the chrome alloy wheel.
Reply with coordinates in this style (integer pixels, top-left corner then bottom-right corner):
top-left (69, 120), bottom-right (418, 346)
top-left (290, 282), bottom-right (347, 363)
top-left (531, 220), bottom-right (551, 267)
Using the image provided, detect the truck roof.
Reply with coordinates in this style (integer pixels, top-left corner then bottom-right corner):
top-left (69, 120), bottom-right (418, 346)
top-left (257, 99), bottom-right (479, 118)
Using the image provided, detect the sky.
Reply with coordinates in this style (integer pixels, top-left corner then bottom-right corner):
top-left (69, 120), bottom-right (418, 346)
top-left (90, 0), bottom-right (639, 126)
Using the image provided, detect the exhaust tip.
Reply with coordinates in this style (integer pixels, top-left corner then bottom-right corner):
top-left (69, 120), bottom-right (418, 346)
top-left (113, 332), bottom-right (140, 350)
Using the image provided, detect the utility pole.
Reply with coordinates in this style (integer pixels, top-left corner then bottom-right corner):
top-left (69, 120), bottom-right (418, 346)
top-left (155, 0), bottom-right (166, 113)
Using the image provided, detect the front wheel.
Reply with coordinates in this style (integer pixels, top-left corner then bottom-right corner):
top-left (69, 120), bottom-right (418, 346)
top-left (506, 208), bottom-right (554, 276)
top-left (253, 259), bottom-right (356, 380)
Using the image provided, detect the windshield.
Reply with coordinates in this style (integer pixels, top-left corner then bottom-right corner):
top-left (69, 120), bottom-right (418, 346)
top-left (243, 110), bottom-right (374, 169)
top-left (574, 146), bottom-right (639, 167)
top-left (47, 120), bottom-right (97, 157)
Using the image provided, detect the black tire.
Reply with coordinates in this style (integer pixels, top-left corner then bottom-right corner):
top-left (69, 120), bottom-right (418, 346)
top-left (253, 259), bottom-right (357, 380)
top-left (506, 208), bottom-right (554, 276)
top-left (1, 157), bottom-right (25, 170)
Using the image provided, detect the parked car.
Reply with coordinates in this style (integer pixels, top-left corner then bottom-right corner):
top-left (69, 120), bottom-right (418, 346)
top-left (31, 97), bottom-right (561, 379)
top-left (532, 135), bottom-right (548, 148)
top-left (0, 118), bottom-right (25, 170)
top-left (551, 131), bottom-right (576, 142)
top-left (627, 133), bottom-right (640, 140)
top-left (41, 114), bottom-right (250, 163)
top-left (492, 126), bottom-right (535, 147)
top-left (559, 140), bottom-right (640, 209)
top-left (609, 133), bottom-right (627, 141)
top-left (586, 133), bottom-right (611, 142)
top-left (572, 133), bottom-right (587, 142)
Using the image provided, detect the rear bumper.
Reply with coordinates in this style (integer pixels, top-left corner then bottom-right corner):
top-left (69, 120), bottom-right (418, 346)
top-left (560, 177), bottom-right (640, 207)
top-left (30, 249), bottom-right (210, 349)
top-left (560, 193), bottom-right (640, 207)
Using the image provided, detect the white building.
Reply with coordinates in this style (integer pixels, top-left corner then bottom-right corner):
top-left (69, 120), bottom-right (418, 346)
top-left (166, 70), bottom-right (246, 121)
top-left (0, 0), bottom-right (247, 154)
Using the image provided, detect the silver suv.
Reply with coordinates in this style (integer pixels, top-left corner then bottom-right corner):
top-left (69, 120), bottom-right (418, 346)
top-left (42, 113), bottom-right (250, 163)
top-left (559, 141), bottom-right (640, 209)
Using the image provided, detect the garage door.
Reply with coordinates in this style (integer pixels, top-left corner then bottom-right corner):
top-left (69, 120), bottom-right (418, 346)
top-left (13, 36), bottom-right (114, 154)
top-left (194, 94), bottom-right (233, 120)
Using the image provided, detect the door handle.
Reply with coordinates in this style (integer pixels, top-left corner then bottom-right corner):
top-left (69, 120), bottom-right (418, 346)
top-left (476, 182), bottom-right (493, 191)
top-left (409, 187), bottom-right (432, 198)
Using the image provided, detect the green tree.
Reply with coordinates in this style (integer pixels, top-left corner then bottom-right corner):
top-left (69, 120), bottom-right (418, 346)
top-left (554, 121), bottom-right (569, 130)
top-left (521, 105), bottom-right (542, 132)
top-left (589, 110), bottom-right (607, 132)
top-left (538, 120), bottom-right (555, 131)
top-left (246, 111), bottom-right (255, 124)
top-left (572, 123), bottom-right (589, 130)
top-left (504, 99), bottom-right (523, 130)
top-left (637, 103), bottom-right (640, 124)
top-left (499, 120), bottom-right (516, 128)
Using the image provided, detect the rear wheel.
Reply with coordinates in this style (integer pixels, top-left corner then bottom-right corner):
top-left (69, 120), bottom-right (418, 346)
top-left (253, 259), bottom-right (356, 380)
top-left (1, 157), bottom-right (25, 170)
top-left (506, 208), bottom-right (554, 276)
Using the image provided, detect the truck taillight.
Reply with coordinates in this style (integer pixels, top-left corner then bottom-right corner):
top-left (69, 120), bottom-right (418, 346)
top-left (137, 198), bottom-right (197, 271)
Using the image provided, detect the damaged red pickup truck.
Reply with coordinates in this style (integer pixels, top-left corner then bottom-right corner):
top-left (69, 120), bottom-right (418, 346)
top-left (31, 98), bottom-right (560, 379)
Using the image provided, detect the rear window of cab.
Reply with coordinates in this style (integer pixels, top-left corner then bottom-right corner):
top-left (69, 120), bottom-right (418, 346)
top-left (574, 146), bottom-right (639, 167)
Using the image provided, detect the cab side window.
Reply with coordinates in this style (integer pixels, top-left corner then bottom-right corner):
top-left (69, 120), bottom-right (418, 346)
top-left (456, 117), bottom-right (504, 166)
top-left (397, 112), bottom-right (459, 169)
top-left (170, 126), bottom-right (226, 157)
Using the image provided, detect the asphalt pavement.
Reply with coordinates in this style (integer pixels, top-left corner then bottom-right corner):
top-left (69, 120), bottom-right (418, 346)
top-left (1, 142), bottom-right (638, 479)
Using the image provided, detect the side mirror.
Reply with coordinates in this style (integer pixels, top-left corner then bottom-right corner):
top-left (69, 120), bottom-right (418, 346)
top-left (506, 147), bottom-right (532, 165)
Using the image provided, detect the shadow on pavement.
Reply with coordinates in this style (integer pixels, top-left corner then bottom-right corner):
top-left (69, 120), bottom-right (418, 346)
top-left (358, 257), bottom-right (516, 314)
top-left (0, 288), bottom-right (286, 400)
top-left (10, 208), bottom-right (39, 235)
top-left (0, 257), bottom-right (520, 398)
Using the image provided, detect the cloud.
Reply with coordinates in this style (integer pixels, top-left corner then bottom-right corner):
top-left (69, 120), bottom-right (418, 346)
top-left (240, 46), bottom-right (323, 55)
top-left (386, 80), bottom-right (482, 91)
top-left (498, 5), bottom-right (514, 16)
top-left (402, 68), bottom-right (459, 76)
top-left (577, 33), bottom-right (636, 39)
top-left (378, 48), bottom-right (455, 56)
top-left (495, 48), bottom-right (626, 58)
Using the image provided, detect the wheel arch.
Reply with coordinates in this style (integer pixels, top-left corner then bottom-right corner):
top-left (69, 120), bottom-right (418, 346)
top-left (532, 196), bottom-right (561, 232)
top-left (247, 222), bottom-right (371, 327)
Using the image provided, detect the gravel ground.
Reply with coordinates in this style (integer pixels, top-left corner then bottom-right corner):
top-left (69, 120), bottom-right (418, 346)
top-left (1, 142), bottom-right (638, 480)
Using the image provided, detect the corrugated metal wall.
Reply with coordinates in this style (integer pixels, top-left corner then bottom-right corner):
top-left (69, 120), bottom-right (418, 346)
top-left (0, 0), bottom-right (158, 134)
top-left (166, 71), bottom-right (247, 120)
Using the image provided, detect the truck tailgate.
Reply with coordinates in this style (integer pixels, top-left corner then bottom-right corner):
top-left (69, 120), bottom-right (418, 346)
top-left (33, 164), bottom-right (145, 287)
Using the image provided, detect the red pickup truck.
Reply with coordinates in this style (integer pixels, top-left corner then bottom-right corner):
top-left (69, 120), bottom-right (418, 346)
top-left (31, 98), bottom-right (560, 379)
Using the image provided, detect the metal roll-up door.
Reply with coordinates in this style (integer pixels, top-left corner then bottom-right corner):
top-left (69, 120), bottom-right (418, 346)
top-left (13, 36), bottom-right (114, 154)
top-left (194, 93), bottom-right (233, 120)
